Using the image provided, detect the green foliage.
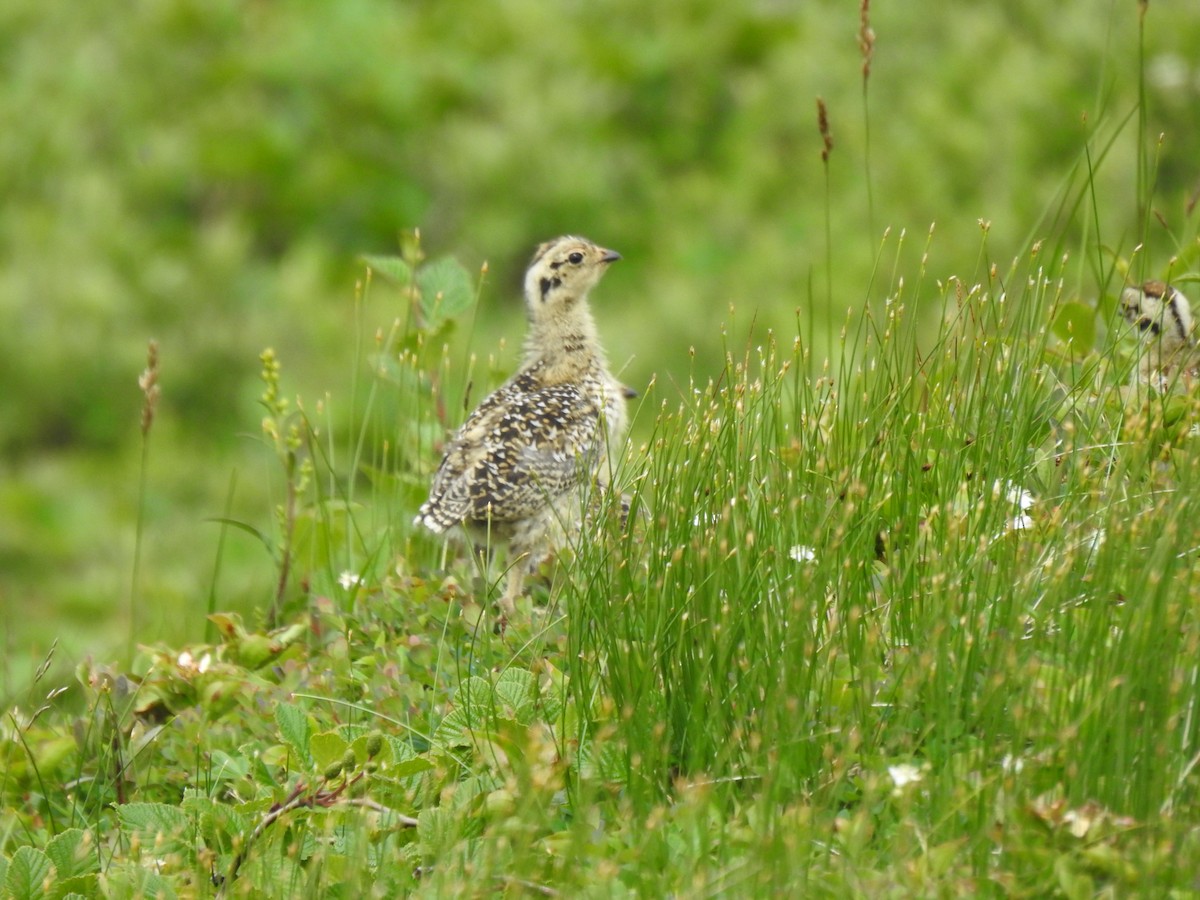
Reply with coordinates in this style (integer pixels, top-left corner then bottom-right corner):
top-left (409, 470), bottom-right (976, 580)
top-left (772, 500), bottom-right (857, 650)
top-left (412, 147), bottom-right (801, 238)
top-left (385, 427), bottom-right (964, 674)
top-left (6, 0), bottom-right (1200, 895)
top-left (9, 224), bottom-right (1200, 891)
top-left (0, 829), bottom-right (102, 900)
top-left (6, 0), bottom-right (1200, 680)
top-left (275, 701), bottom-right (312, 766)
top-left (4, 848), bottom-right (53, 900)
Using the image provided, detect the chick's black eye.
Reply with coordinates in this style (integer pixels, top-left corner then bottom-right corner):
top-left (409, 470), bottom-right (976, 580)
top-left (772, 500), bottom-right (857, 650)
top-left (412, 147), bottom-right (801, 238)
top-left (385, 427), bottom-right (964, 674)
top-left (568, 251), bottom-right (584, 264)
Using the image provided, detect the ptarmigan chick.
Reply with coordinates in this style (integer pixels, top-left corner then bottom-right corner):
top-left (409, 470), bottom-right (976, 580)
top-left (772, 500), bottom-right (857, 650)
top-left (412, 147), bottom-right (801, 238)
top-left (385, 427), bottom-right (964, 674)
top-left (1120, 280), bottom-right (1197, 388)
top-left (414, 236), bottom-right (629, 616)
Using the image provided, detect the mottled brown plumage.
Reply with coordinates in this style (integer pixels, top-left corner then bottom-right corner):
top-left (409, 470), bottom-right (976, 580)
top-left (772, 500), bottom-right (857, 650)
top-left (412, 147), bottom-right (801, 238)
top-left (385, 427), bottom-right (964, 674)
top-left (414, 236), bottom-right (629, 614)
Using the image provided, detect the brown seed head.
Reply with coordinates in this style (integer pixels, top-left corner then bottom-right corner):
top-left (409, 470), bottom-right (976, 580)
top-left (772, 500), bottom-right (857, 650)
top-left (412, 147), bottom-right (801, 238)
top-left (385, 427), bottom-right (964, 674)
top-left (816, 98), bottom-right (833, 163)
top-left (139, 339), bottom-right (161, 436)
top-left (859, 0), bottom-right (875, 82)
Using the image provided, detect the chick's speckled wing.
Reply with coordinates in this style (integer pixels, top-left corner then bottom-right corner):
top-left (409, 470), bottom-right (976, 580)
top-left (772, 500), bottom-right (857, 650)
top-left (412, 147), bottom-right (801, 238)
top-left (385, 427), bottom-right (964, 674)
top-left (418, 375), bottom-right (603, 531)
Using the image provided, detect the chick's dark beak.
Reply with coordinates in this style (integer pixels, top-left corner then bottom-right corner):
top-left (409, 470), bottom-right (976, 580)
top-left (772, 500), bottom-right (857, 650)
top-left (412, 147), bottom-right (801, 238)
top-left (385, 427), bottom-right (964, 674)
top-left (600, 248), bottom-right (621, 264)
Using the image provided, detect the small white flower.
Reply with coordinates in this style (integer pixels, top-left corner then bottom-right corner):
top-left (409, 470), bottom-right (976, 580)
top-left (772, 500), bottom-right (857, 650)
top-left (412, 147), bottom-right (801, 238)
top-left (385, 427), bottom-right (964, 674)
top-left (993, 480), bottom-right (1035, 537)
top-left (1000, 754), bottom-right (1024, 774)
top-left (996, 480), bottom-right (1035, 512)
top-left (338, 570), bottom-right (364, 590)
top-left (177, 651), bottom-right (212, 675)
top-left (789, 545), bottom-right (817, 563)
top-left (888, 763), bottom-right (923, 790)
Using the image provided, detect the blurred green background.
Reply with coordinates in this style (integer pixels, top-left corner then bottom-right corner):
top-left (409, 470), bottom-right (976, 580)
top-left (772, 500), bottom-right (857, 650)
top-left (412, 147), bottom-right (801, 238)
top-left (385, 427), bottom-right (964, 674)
top-left (2, 0), bottom-right (1198, 688)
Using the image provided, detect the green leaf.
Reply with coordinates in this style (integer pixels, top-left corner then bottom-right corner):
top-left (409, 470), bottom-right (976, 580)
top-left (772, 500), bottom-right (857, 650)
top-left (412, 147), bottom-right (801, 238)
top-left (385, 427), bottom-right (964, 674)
top-left (579, 738), bottom-right (628, 785)
top-left (433, 705), bottom-right (477, 749)
top-left (384, 735), bottom-right (427, 767)
top-left (128, 867), bottom-right (176, 900)
top-left (55, 874), bottom-right (100, 899)
top-left (1051, 301), bottom-right (1096, 355)
top-left (434, 676), bottom-right (497, 748)
top-left (454, 676), bottom-right (495, 711)
top-left (388, 756), bottom-right (435, 779)
top-left (45, 829), bottom-right (96, 880)
top-left (275, 703), bottom-right (312, 765)
top-left (361, 254), bottom-right (413, 286)
top-left (183, 793), bottom-right (251, 849)
top-left (349, 732), bottom-right (392, 766)
top-left (5, 846), bottom-right (54, 900)
top-left (494, 668), bottom-right (538, 723)
top-left (417, 808), bottom-right (455, 854)
top-left (416, 256), bottom-right (474, 325)
top-left (117, 802), bottom-right (190, 838)
top-left (309, 731), bottom-right (349, 772)
top-left (207, 748), bottom-right (252, 784)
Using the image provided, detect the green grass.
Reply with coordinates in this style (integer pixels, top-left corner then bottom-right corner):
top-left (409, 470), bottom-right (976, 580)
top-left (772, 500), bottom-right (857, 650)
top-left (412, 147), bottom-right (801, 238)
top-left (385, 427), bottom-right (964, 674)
top-left (4, 217), bottom-right (1200, 895)
top-left (6, 2), bottom-right (1200, 896)
top-left (5, 0), bottom-right (1200, 665)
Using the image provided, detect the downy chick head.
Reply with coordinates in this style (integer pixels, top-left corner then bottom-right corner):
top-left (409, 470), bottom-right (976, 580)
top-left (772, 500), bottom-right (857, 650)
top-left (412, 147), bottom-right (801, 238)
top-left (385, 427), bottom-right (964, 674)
top-left (523, 236), bottom-right (621, 314)
top-left (1121, 280), bottom-right (1195, 354)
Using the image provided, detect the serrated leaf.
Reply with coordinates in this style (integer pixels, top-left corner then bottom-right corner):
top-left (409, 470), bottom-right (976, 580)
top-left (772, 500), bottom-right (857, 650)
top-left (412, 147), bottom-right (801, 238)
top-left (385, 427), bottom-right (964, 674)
top-left (45, 829), bottom-right (95, 880)
top-left (417, 807), bottom-right (454, 853)
top-left (385, 734), bottom-right (423, 761)
top-left (494, 667), bottom-right (536, 693)
top-left (434, 676), bottom-right (496, 748)
top-left (6, 847), bottom-right (54, 900)
top-left (453, 676), bottom-right (495, 711)
top-left (130, 867), bottom-right (176, 900)
top-left (454, 774), bottom-right (499, 810)
top-left (433, 705), bottom-right (478, 749)
top-left (579, 739), bottom-right (627, 785)
top-left (309, 731), bottom-right (349, 772)
top-left (417, 256), bottom-right (475, 325)
top-left (56, 874), bottom-right (100, 899)
top-left (494, 669), bottom-right (538, 723)
top-left (275, 703), bottom-right (312, 765)
top-left (117, 802), bottom-right (190, 838)
top-left (361, 254), bottom-right (413, 286)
